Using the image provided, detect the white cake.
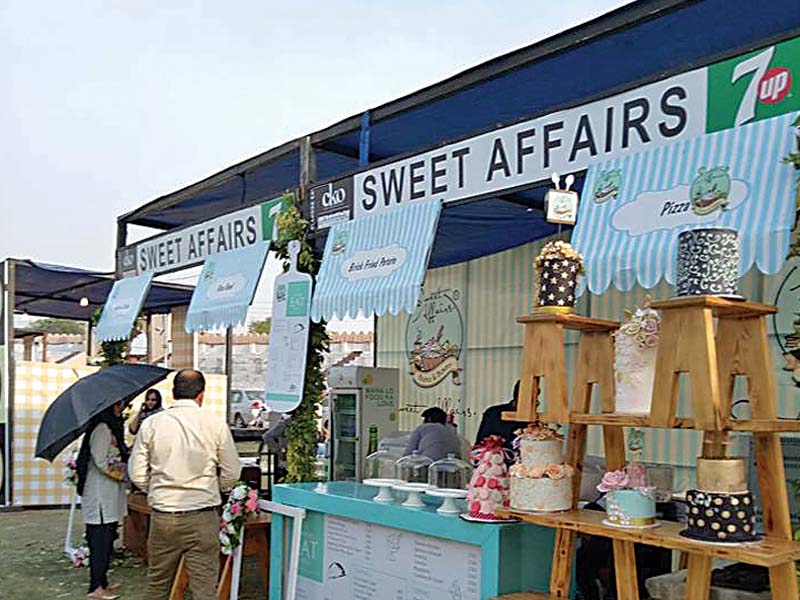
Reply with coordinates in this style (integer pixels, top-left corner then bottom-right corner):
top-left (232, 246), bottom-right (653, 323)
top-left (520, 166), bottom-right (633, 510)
top-left (509, 424), bottom-right (573, 512)
top-left (613, 306), bottom-right (661, 414)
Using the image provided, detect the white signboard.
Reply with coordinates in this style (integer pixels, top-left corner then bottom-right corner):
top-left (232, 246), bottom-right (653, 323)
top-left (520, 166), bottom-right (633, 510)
top-left (296, 513), bottom-right (481, 600)
top-left (353, 70), bottom-right (706, 219)
top-left (117, 195), bottom-right (289, 276)
top-left (264, 241), bottom-right (312, 413)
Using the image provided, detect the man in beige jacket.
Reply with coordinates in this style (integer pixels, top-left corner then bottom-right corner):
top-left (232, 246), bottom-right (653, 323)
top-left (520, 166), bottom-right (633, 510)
top-left (129, 369), bottom-right (241, 600)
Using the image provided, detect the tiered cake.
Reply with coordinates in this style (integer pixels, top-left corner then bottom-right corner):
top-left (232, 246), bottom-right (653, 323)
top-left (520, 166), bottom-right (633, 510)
top-left (675, 228), bottom-right (740, 297)
top-left (509, 423), bottom-right (573, 512)
top-left (682, 458), bottom-right (759, 543)
top-left (613, 306), bottom-right (661, 414)
top-left (534, 240), bottom-right (585, 313)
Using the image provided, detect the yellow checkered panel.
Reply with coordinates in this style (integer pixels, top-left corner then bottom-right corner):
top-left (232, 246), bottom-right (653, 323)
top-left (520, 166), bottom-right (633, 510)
top-left (12, 361), bottom-right (227, 507)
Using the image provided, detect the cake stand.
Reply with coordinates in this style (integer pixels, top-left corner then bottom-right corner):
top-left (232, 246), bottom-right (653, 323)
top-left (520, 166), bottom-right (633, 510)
top-left (362, 478), bottom-right (401, 503)
top-left (392, 482), bottom-right (432, 508)
top-left (425, 488), bottom-right (468, 515)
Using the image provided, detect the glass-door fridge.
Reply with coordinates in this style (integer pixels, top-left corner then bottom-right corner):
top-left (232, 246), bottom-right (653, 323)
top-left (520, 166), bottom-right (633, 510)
top-left (327, 366), bottom-right (399, 481)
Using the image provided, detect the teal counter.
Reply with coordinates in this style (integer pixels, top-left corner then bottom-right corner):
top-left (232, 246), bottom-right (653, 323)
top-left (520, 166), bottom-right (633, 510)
top-left (270, 482), bottom-right (554, 600)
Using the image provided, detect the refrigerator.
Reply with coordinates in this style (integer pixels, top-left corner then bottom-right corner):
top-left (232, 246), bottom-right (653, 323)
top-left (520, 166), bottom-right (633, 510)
top-left (327, 366), bottom-right (400, 481)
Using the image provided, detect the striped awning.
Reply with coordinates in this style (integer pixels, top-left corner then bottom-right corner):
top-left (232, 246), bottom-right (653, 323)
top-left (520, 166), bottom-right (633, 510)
top-left (311, 200), bottom-right (442, 322)
top-left (572, 112), bottom-right (798, 296)
top-left (185, 242), bottom-right (269, 333)
top-left (96, 273), bottom-right (154, 342)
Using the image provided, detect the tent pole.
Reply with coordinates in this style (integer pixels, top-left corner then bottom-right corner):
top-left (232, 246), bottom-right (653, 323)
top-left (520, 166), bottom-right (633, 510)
top-left (225, 327), bottom-right (234, 426)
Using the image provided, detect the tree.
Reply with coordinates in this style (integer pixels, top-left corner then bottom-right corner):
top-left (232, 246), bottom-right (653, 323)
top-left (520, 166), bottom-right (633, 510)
top-left (28, 318), bottom-right (86, 335)
top-left (249, 318), bottom-right (272, 335)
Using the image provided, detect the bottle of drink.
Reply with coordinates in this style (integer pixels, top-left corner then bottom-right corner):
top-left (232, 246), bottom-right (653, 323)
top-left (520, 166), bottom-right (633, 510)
top-left (367, 424), bottom-right (379, 455)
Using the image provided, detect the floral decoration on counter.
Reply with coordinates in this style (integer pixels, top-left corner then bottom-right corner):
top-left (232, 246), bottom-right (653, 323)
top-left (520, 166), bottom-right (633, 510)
top-left (219, 482), bottom-right (260, 555)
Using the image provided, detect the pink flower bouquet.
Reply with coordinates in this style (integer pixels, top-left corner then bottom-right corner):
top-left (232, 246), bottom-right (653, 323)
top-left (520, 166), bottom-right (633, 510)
top-left (220, 483), bottom-right (260, 555)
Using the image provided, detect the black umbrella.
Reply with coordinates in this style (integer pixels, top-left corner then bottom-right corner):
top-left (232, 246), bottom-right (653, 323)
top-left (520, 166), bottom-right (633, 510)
top-left (35, 363), bottom-right (171, 461)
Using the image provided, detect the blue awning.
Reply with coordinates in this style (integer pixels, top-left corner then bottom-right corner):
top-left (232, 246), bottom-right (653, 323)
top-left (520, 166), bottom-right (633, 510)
top-left (96, 273), bottom-right (154, 342)
top-left (311, 200), bottom-right (442, 322)
top-left (11, 260), bottom-right (193, 320)
top-left (572, 112), bottom-right (798, 296)
top-left (184, 242), bottom-right (269, 333)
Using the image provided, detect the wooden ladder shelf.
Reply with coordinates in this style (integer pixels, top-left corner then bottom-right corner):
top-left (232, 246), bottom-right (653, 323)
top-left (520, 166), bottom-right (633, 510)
top-left (499, 297), bottom-right (800, 600)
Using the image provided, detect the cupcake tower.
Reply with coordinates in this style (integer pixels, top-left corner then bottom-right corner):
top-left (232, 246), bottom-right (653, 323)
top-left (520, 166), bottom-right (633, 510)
top-left (466, 435), bottom-right (511, 520)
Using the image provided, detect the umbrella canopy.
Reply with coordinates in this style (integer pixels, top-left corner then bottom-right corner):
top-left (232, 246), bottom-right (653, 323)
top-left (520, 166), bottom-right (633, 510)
top-left (35, 364), bottom-right (171, 462)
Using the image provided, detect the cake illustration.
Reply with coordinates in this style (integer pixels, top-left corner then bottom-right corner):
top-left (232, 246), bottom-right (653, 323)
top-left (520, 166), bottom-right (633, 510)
top-left (534, 240), bottom-right (585, 314)
top-left (675, 228), bottom-right (740, 298)
top-left (466, 435), bottom-right (511, 520)
top-left (681, 458), bottom-right (759, 543)
top-left (509, 423), bottom-right (574, 512)
top-left (613, 304), bottom-right (661, 414)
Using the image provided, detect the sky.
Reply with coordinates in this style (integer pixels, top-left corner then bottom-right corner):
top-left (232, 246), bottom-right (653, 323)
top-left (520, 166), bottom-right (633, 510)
top-left (0, 0), bottom-right (631, 327)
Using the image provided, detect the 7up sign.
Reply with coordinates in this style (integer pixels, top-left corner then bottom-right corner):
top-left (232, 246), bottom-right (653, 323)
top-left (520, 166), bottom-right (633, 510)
top-left (707, 36), bottom-right (799, 133)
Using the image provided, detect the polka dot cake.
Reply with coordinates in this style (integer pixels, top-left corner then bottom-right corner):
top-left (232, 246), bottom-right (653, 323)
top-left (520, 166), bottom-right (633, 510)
top-left (681, 457), bottom-right (759, 543)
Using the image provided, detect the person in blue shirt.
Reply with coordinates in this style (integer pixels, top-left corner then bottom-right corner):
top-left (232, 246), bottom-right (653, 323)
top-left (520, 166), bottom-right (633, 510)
top-left (404, 407), bottom-right (462, 461)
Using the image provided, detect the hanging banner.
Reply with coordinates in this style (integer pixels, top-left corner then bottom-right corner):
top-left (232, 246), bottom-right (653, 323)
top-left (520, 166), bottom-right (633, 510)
top-left (184, 242), bottom-right (269, 333)
top-left (304, 35), bottom-right (799, 228)
top-left (117, 193), bottom-right (292, 277)
top-left (571, 112), bottom-right (798, 295)
top-left (264, 241), bottom-right (312, 413)
top-left (311, 201), bottom-right (442, 322)
top-left (96, 273), bottom-right (154, 342)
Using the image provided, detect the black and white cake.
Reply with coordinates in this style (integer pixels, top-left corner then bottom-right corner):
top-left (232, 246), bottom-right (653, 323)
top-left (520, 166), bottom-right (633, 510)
top-left (534, 241), bottom-right (585, 314)
top-left (675, 228), bottom-right (740, 298)
top-left (682, 458), bottom-right (759, 543)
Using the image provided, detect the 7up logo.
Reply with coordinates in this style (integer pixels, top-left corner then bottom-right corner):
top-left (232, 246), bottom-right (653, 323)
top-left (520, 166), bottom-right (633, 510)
top-left (707, 36), bottom-right (799, 133)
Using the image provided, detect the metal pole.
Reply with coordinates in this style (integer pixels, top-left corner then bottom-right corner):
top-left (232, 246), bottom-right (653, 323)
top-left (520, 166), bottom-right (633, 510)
top-left (225, 327), bottom-right (234, 426)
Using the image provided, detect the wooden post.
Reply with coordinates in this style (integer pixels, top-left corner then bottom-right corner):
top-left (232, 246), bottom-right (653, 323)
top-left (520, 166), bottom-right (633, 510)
top-left (685, 554), bottom-right (713, 600)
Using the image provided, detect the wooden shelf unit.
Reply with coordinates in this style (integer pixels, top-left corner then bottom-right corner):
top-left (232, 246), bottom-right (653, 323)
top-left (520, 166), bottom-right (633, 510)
top-left (502, 297), bottom-right (800, 600)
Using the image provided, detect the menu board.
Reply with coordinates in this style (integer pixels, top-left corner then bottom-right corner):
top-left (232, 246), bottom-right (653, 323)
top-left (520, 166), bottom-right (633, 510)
top-left (296, 513), bottom-right (481, 600)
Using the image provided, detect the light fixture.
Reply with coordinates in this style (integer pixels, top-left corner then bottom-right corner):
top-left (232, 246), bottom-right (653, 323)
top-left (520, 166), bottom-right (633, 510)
top-left (79, 297), bottom-right (89, 307)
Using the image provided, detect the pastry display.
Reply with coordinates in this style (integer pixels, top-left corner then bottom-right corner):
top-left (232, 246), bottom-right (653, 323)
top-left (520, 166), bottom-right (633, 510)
top-left (534, 240), bottom-right (585, 313)
top-left (509, 423), bottom-right (573, 512)
top-left (613, 304), bottom-right (661, 414)
top-left (675, 228), bottom-right (740, 298)
top-left (682, 457), bottom-right (759, 543)
top-left (466, 435), bottom-right (511, 520)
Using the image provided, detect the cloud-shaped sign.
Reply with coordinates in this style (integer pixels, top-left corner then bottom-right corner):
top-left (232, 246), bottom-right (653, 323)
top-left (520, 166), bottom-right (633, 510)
top-left (110, 298), bottom-right (134, 315)
top-left (340, 245), bottom-right (407, 282)
top-left (612, 180), bottom-right (748, 236)
top-left (206, 273), bottom-right (247, 300)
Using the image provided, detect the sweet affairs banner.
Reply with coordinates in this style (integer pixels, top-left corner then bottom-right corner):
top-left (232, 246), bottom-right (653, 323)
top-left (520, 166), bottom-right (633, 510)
top-left (305, 36), bottom-right (800, 225)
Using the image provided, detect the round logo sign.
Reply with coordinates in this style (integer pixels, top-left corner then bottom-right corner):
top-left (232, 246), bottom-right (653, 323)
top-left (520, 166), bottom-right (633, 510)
top-left (405, 289), bottom-right (463, 388)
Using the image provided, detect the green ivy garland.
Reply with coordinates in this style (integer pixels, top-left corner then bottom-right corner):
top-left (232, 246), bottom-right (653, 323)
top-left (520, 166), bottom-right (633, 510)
top-left (90, 308), bottom-right (131, 367)
top-left (273, 204), bottom-right (329, 483)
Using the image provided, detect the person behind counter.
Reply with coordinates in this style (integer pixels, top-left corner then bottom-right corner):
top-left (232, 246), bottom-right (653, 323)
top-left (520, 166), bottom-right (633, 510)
top-left (404, 407), bottom-right (462, 461)
top-left (474, 380), bottom-right (529, 451)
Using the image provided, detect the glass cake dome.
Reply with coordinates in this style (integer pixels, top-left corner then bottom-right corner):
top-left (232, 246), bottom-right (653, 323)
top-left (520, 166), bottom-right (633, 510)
top-left (429, 453), bottom-right (472, 490)
top-left (394, 451), bottom-right (433, 484)
top-left (364, 449), bottom-right (401, 481)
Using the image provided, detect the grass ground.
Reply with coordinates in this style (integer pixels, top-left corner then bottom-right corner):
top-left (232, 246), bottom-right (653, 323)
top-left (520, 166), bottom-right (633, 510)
top-left (0, 509), bottom-right (267, 600)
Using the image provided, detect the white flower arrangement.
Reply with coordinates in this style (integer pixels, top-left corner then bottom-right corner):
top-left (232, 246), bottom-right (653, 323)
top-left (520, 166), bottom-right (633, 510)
top-left (219, 482), bottom-right (260, 555)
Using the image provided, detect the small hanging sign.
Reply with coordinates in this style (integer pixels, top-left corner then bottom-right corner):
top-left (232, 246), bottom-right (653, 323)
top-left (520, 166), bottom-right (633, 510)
top-left (545, 173), bottom-right (579, 225)
top-left (264, 240), bottom-right (313, 413)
